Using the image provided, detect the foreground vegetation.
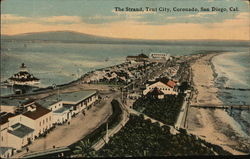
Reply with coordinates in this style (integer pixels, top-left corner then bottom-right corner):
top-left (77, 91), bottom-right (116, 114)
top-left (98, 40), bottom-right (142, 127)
top-left (133, 94), bottom-right (185, 125)
top-left (96, 115), bottom-right (231, 157)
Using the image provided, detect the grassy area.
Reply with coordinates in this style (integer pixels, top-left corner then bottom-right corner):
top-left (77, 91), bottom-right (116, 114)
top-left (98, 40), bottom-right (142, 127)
top-left (96, 115), bottom-right (231, 157)
top-left (133, 94), bottom-right (185, 125)
top-left (69, 99), bottom-right (123, 150)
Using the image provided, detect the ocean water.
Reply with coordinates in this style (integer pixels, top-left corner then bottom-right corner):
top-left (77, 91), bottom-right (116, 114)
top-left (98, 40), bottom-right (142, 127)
top-left (0, 41), bottom-right (248, 95)
top-left (212, 52), bottom-right (250, 138)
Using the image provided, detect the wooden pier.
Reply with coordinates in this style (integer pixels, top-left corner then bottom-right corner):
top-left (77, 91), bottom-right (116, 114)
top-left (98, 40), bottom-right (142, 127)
top-left (190, 104), bottom-right (250, 110)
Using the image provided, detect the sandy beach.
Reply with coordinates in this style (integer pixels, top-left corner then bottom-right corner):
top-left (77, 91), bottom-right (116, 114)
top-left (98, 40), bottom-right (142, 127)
top-left (190, 53), bottom-right (223, 106)
top-left (187, 53), bottom-right (250, 155)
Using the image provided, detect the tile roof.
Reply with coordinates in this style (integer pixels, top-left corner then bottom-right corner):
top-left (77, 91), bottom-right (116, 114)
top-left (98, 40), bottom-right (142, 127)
top-left (23, 103), bottom-right (51, 120)
top-left (8, 123), bottom-right (34, 138)
top-left (166, 80), bottom-right (176, 88)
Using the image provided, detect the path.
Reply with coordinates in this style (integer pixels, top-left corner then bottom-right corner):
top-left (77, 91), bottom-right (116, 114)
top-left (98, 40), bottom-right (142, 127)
top-left (92, 98), bottom-right (129, 151)
top-left (174, 92), bottom-right (190, 129)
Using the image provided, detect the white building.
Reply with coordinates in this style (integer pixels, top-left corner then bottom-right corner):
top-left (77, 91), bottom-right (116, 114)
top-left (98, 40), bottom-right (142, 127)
top-left (146, 88), bottom-right (165, 99)
top-left (7, 123), bottom-right (34, 150)
top-left (37, 90), bottom-right (98, 124)
top-left (0, 90), bottom-right (98, 157)
top-left (143, 79), bottom-right (178, 96)
top-left (149, 53), bottom-right (170, 60)
top-left (7, 103), bottom-right (53, 139)
top-left (0, 113), bottom-right (16, 156)
top-left (0, 112), bottom-right (35, 151)
top-left (0, 147), bottom-right (14, 158)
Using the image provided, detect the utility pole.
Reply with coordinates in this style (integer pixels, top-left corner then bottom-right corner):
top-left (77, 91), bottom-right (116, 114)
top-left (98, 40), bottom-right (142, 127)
top-left (105, 123), bottom-right (109, 142)
top-left (57, 87), bottom-right (60, 100)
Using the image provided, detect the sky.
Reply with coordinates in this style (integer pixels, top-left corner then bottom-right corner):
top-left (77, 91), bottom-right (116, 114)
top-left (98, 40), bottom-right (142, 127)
top-left (1, 0), bottom-right (249, 40)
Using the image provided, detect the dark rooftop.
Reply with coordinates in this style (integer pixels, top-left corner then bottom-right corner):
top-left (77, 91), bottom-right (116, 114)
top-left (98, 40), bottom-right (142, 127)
top-left (0, 112), bottom-right (16, 125)
top-left (8, 123), bottom-right (34, 138)
top-left (37, 90), bottom-right (96, 108)
top-left (23, 103), bottom-right (51, 120)
top-left (0, 147), bottom-right (14, 155)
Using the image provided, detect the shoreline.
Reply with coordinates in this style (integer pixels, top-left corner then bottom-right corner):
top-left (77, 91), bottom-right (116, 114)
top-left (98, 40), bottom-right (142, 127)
top-left (187, 52), bottom-right (250, 155)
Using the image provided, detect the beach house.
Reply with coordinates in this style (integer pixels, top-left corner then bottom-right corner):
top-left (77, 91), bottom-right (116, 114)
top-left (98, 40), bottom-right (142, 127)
top-left (143, 78), bottom-right (178, 96)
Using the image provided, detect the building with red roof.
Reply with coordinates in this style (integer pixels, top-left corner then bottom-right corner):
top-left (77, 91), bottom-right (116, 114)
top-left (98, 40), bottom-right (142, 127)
top-left (143, 78), bottom-right (178, 96)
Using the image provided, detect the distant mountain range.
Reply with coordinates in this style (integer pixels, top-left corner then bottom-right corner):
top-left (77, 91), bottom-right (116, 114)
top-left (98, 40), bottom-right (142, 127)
top-left (2, 31), bottom-right (249, 47)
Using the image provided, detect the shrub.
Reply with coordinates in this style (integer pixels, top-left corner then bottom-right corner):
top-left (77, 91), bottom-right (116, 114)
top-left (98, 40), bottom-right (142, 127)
top-left (96, 116), bottom-right (230, 157)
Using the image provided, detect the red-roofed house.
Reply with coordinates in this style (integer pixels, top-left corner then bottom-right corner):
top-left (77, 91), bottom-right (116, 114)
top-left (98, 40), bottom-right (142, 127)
top-left (143, 79), bottom-right (178, 96)
top-left (166, 80), bottom-right (176, 88)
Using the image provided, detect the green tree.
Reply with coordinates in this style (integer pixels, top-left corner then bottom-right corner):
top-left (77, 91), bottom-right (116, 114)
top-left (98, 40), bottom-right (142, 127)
top-left (73, 140), bottom-right (96, 157)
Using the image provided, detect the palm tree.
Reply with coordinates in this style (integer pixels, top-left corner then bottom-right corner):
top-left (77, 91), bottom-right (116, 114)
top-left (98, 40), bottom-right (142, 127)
top-left (73, 140), bottom-right (96, 158)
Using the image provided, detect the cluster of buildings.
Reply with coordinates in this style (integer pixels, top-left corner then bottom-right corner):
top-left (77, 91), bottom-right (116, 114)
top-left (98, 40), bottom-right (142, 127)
top-left (83, 54), bottom-right (166, 85)
top-left (126, 53), bottom-right (171, 63)
top-left (157, 65), bottom-right (179, 80)
top-left (0, 90), bottom-right (98, 158)
top-left (127, 76), bottom-right (179, 100)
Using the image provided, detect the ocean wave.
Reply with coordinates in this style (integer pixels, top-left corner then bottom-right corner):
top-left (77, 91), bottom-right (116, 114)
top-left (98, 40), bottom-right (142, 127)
top-left (219, 87), bottom-right (250, 91)
top-left (212, 52), bottom-right (250, 89)
top-left (212, 52), bottom-right (250, 139)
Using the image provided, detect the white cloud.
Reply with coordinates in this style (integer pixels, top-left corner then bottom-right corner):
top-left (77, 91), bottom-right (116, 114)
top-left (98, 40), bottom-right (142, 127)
top-left (1, 12), bottom-right (249, 40)
top-left (1, 14), bottom-right (82, 24)
top-left (40, 16), bottom-right (82, 23)
top-left (212, 12), bottom-right (249, 27)
top-left (1, 14), bottom-right (30, 21)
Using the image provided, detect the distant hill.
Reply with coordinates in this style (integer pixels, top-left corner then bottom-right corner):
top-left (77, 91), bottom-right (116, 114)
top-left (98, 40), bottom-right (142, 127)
top-left (1, 31), bottom-right (249, 47)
